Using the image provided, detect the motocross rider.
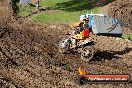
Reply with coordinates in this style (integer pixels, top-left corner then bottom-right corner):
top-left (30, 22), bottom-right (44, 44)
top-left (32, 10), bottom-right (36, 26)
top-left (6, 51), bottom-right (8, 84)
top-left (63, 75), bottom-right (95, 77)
top-left (72, 14), bottom-right (91, 48)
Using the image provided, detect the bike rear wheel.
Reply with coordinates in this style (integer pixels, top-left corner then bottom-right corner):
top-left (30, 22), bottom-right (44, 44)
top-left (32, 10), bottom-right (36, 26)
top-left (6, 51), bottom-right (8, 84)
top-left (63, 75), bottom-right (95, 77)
top-left (81, 46), bottom-right (95, 62)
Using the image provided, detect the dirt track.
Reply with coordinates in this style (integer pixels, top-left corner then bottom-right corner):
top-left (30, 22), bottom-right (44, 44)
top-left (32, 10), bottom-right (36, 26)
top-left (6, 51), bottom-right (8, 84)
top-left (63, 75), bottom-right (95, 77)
top-left (0, 21), bottom-right (132, 87)
top-left (0, 0), bottom-right (132, 87)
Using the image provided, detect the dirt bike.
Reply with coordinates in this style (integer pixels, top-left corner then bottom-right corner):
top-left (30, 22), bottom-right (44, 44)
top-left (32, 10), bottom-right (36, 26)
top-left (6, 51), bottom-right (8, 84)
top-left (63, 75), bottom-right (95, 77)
top-left (58, 30), bottom-right (96, 62)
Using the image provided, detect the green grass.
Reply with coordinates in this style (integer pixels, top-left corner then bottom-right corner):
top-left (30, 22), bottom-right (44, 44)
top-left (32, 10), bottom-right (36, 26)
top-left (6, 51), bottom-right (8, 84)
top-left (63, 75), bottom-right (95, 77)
top-left (34, 0), bottom-right (99, 24)
top-left (18, 0), bottom-right (99, 24)
top-left (122, 34), bottom-right (132, 41)
top-left (18, 4), bottom-right (35, 17)
top-left (34, 8), bottom-right (98, 24)
top-left (34, 12), bottom-right (79, 24)
top-left (40, 0), bottom-right (70, 7)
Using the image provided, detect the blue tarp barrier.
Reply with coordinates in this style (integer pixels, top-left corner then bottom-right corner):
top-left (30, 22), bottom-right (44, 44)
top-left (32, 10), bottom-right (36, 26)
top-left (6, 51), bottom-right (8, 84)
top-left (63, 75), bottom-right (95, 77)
top-left (88, 15), bottom-right (93, 29)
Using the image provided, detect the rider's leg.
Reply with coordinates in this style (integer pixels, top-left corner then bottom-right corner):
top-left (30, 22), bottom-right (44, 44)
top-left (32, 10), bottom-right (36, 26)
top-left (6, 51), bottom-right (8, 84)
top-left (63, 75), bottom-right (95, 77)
top-left (72, 38), bottom-right (76, 48)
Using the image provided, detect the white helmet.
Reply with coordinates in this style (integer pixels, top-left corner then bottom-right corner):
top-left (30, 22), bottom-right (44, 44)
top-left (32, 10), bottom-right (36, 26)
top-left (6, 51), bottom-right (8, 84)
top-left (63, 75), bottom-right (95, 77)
top-left (80, 14), bottom-right (88, 21)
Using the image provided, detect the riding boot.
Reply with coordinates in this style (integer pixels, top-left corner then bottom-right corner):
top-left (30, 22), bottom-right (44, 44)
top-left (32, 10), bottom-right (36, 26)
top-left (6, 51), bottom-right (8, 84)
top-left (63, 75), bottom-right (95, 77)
top-left (71, 39), bottom-right (77, 48)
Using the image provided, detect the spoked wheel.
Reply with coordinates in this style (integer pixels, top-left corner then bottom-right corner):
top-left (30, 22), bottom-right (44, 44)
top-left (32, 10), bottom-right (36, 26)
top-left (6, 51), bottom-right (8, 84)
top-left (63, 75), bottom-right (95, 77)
top-left (81, 46), bottom-right (95, 62)
top-left (58, 39), bottom-right (70, 54)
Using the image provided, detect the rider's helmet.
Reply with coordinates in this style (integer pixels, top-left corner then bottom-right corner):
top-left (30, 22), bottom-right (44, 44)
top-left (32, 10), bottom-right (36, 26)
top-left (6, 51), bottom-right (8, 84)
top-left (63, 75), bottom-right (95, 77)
top-left (80, 14), bottom-right (89, 22)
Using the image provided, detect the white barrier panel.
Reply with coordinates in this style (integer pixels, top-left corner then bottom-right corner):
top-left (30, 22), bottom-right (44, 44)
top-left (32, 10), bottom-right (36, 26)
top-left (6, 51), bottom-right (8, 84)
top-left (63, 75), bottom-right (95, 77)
top-left (92, 15), bottom-right (122, 35)
top-left (20, 0), bottom-right (31, 4)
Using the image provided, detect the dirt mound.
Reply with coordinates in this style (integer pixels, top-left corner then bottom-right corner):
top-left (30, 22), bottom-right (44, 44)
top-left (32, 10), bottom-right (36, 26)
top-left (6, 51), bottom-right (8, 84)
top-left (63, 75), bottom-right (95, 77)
top-left (0, 22), bottom-right (76, 87)
top-left (0, 0), bottom-right (18, 27)
top-left (108, 0), bottom-right (132, 31)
